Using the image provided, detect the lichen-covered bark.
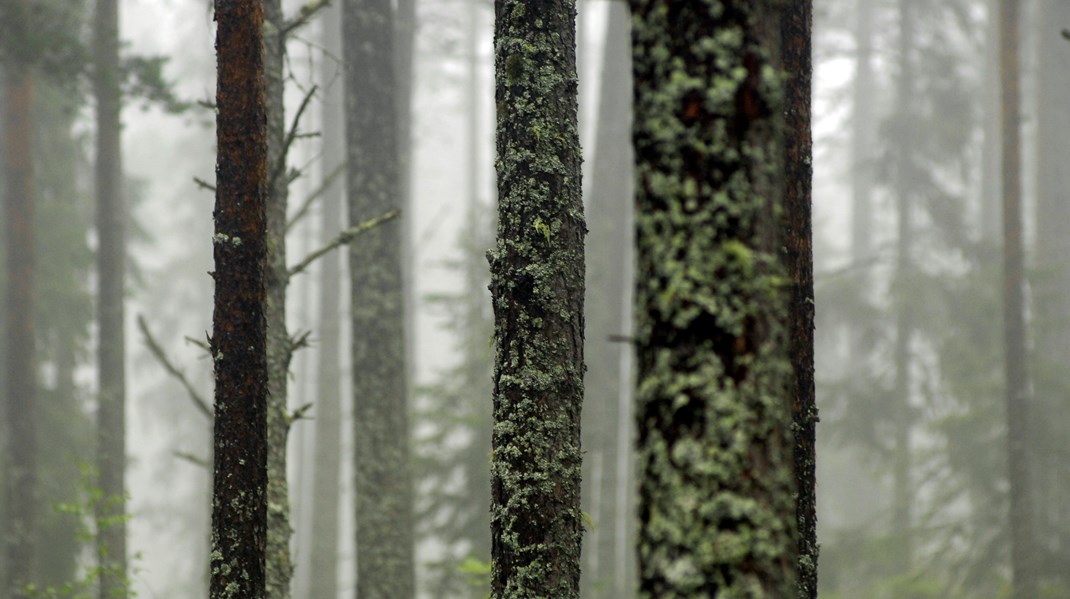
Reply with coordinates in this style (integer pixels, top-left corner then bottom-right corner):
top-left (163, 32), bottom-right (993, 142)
top-left (780, 2), bottom-right (817, 597)
top-left (343, 0), bottom-right (416, 597)
top-left (210, 1), bottom-right (269, 597)
top-left (262, 0), bottom-right (294, 596)
top-left (93, 0), bottom-right (128, 594)
top-left (489, 1), bottom-right (585, 596)
top-left (580, 4), bottom-right (634, 598)
top-left (630, 1), bottom-right (796, 597)
top-left (3, 65), bottom-right (38, 599)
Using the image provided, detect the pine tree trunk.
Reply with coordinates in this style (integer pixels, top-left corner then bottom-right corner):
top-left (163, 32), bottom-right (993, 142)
top-left (343, 0), bottom-right (416, 596)
top-left (489, 0), bottom-right (585, 596)
top-left (630, 1), bottom-right (796, 596)
top-left (262, 0), bottom-right (294, 596)
top-left (308, 6), bottom-right (345, 598)
top-left (3, 64), bottom-right (38, 599)
top-left (209, 0), bottom-right (269, 596)
top-left (851, 0), bottom-right (875, 262)
top-left (581, 4), bottom-right (633, 597)
top-left (782, 2), bottom-right (817, 596)
top-left (93, 0), bottom-right (128, 593)
top-left (1000, 2), bottom-right (1037, 596)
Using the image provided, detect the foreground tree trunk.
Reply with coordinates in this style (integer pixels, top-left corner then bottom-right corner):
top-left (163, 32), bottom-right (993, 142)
top-left (630, 1), bottom-right (796, 596)
top-left (3, 64), bottom-right (38, 599)
top-left (93, 0), bottom-right (128, 594)
top-left (209, 1), bottom-right (269, 597)
top-left (781, 2), bottom-right (818, 596)
top-left (343, 0), bottom-right (416, 596)
top-left (489, 0), bottom-right (585, 596)
top-left (999, 2), bottom-right (1036, 596)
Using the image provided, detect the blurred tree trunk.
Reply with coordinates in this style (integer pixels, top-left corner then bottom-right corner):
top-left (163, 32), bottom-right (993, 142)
top-left (92, 0), bottom-right (128, 594)
top-left (782, 2), bottom-right (817, 597)
top-left (343, 0), bottom-right (416, 596)
top-left (1032, 0), bottom-right (1070, 588)
top-left (891, 0), bottom-right (916, 575)
top-left (262, 0), bottom-right (294, 596)
top-left (999, 2), bottom-right (1037, 596)
top-left (980, 0), bottom-right (1001, 244)
top-left (851, 0), bottom-right (875, 262)
top-left (209, 0), bottom-right (269, 596)
top-left (3, 63), bottom-right (38, 599)
top-left (630, 0), bottom-right (796, 596)
top-left (308, 5), bottom-right (345, 598)
top-left (580, 3), bottom-right (633, 598)
top-left (489, 0), bottom-right (585, 596)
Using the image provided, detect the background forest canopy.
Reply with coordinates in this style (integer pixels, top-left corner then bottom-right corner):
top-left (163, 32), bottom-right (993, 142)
top-left (0, 0), bottom-right (1068, 598)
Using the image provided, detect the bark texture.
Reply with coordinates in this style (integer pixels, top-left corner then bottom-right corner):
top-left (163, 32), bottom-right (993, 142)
top-left (93, 0), bottom-right (128, 593)
top-left (629, 1), bottom-right (796, 596)
top-left (209, 1), bottom-right (269, 597)
top-left (489, 1), bottom-right (585, 596)
top-left (262, 0), bottom-right (294, 596)
top-left (3, 65), bottom-right (37, 599)
top-left (343, 0), bottom-right (416, 596)
top-left (1000, 2), bottom-right (1036, 596)
top-left (781, 2), bottom-right (817, 596)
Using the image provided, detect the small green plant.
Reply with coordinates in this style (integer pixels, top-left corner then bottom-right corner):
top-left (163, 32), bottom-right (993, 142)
top-left (24, 464), bottom-right (138, 599)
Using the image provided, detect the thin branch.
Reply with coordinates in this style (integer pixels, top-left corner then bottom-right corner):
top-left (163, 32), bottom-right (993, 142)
top-left (268, 85), bottom-right (318, 193)
top-left (174, 451), bottom-right (210, 469)
top-left (286, 161), bottom-right (345, 233)
top-left (1063, 29), bottom-right (1070, 41)
top-left (287, 403), bottom-right (315, 429)
top-left (282, 0), bottom-right (331, 38)
top-left (184, 335), bottom-right (212, 354)
top-left (138, 315), bottom-right (214, 420)
top-left (193, 177), bottom-right (216, 193)
top-left (290, 330), bottom-right (313, 353)
top-left (288, 209), bottom-right (400, 278)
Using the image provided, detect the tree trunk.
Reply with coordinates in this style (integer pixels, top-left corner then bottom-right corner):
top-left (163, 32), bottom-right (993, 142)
top-left (580, 4), bottom-right (633, 597)
top-left (262, 0), bottom-right (294, 596)
top-left (1000, 2), bottom-right (1037, 596)
top-left (308, 5), bottom-right (344, 598)
top-left (851, 0), bottom-right (875, 262)
top-left (489, 0), bottom-right (585, 596)
top-left (209, 0), bottom-right (269, 597)
top-left (782, 2), bottom-right (817, 596)
top-left (630, 1), bottom-right (796, 596)
top-left (343, 0), bottom-right (416, 596)
top-left (3, 64), bottom-right (38, 599)
top-left (93, 0), bottom-right (128, 593)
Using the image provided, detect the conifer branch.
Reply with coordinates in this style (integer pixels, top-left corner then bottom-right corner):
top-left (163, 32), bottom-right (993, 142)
top-left (137, 315), bottom-right (213, 420)
top-left (288, 209), bottom-right (400, 278)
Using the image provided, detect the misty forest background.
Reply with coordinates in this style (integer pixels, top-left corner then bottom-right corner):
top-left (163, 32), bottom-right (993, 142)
top-left (0, 0), bottom-right (1068, 597)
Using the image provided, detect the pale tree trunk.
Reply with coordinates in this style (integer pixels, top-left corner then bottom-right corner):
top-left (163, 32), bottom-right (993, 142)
top-left (93, 0), bottom-right (128, 594)
top-left (343, 0), bottom-right (416, 596)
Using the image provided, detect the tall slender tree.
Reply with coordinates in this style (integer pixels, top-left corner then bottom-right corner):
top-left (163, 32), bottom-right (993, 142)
top-left (93, 0), bottom-right (128, 594)
top-left (343, 0), bottom-right (416, 596)
top-left (209, 0), bottom-right (269, 597)
top-left (1000, 2), bottom-right (1036, 597)
top-left (489, 0), bottom-right (585, 596)
top-left (782, 1), bottom-right (817, 596)
top-left (3, 54), bottom-right (38, 599)
top-left (630, 1), bottom-right (796, 596)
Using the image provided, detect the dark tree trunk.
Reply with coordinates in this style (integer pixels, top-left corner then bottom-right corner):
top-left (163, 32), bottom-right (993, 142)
top-left (489, 0), bottom-right (585, 596)
top-left (262, 0), bottom-right (294, 595)
top-left (209, 1), bottom-right (269, 597)
top-left (93, 0), bottom-right (128, 594)
top-left (781, 2), bottom-right (817, 597)
top-left (580, 3), bottom-right (634, 597)
top-left (3, 65), bottom-right (37, 599)
top-left (343, 0), bottom-right (416, 596)
top-left (630, 1), bottom-right (796, 596)
top-left (308, 6), bottom-right (344, 598)
top-left (1000, 2), bottom-right (1036, 596)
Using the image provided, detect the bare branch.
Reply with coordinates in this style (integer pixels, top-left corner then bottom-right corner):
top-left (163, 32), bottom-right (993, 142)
top-left (268, 85), bottom-right (318, 193)
top-left (282, 0), bottom-right (331, 38)
top-left (184, 335), bottom-right (212, 354)
top-left (193, 177), bottom-right (216, 193)
top-left (174, 450), bottom-right (210, 469)
top-left (288, 209), bottom-right (400, 278)
top-left (286, 161), bottom-right (345, 233)
top-left (137, 315), bottom-right (213, 420)
top-left (287, 403), bottom-right (315, 429)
